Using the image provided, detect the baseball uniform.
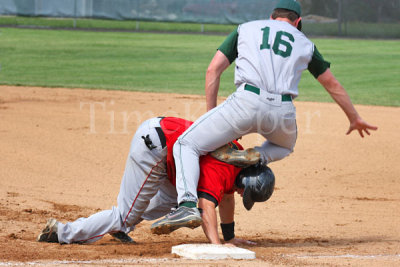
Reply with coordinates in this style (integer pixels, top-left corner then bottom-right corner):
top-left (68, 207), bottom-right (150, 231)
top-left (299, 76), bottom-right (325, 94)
top-left (56, 117), bottom-right (241, 244)
top-left (174, 19), bottom-right (330, 204)
top-left (197, 152), bottom-right (242, 206)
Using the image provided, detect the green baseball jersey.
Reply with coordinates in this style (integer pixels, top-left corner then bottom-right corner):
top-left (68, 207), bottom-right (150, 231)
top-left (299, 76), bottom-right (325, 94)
top-left (218, 20), bottom-right (330, 97)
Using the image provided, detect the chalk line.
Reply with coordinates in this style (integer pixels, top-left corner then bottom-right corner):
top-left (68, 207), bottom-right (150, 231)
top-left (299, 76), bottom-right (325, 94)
top-left (0, 258), bottom-right (178, 266)
top-left (282, 254), bottom-right (400, 260)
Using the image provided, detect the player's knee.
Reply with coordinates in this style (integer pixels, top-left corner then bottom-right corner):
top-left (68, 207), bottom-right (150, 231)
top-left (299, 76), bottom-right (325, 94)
top-left (173, 137), bottom-right (195, 153)
top-left (117, 206), bottom-right (142, 230)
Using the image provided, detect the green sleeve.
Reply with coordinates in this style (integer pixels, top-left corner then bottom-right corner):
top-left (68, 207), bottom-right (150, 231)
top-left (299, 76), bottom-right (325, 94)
top-left (218, 28), bottom-right (238, 64)
top-left (308, 45), bottom-right (331, 78)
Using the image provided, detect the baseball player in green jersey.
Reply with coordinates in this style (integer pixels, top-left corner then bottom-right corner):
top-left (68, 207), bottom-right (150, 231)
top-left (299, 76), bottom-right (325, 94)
top-left (153, 0), bottom-right (378, 231)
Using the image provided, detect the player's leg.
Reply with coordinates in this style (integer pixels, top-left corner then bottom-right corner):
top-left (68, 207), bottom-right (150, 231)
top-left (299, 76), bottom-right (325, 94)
top-left (255, 102), bottom-right (297, 164)
top-left (174, 93), bottom-right (256, 204)
top-left (141, 179), bottom-right (178, 221)
top-left (147, 166), bottom-right (209, 235)
top-left (149, 93), bottom-right (258, 233)
top-left (200, 91), bottom-right (297, 167)
top-left (116, 118), bottom-right (167, 232)
top-left (40, 118), bottom-right (167, 244)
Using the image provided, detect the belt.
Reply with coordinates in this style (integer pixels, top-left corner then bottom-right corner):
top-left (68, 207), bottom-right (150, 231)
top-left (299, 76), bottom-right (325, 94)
top-left (155, 127), bottom-right (166, 149)
top-left (155, 117), bottom-right (166, 149)
top-left (244, 84), bottom-right (292, 102)
top-left (143, 117), bottom-right (166, 150)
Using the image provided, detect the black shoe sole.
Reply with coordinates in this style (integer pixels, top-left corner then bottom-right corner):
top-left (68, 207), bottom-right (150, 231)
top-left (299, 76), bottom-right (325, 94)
top-left (37, 219), bottom-right (59, 243)
top-left (151, 219), bottom-right (202, 235)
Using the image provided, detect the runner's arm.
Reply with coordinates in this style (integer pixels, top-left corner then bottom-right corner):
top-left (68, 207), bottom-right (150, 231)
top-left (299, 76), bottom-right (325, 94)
top-left (198, 197), bottom-right (221, 244)
top-left (219, 193), bottom-right (234, 223)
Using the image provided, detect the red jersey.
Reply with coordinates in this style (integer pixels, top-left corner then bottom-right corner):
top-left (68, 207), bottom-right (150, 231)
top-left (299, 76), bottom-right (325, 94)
top-left (160, 117), bottom-right (194, 184)
top-left (160, 117), bottom-right (242, 204)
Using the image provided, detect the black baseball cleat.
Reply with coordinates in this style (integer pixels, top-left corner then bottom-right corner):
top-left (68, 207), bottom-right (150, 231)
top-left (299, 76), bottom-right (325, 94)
top-left (110, 231), bottom-right (136, 243)
top-left (210, 144), bottom-right (261, 168)
top-left (150, 206), bottom-right (202, 235)
top-left (37, 218), bottom-right (59, 243)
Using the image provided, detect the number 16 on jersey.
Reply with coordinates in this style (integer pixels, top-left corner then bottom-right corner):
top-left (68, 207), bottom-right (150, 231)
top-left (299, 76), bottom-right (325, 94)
top-left (260, 27), bottom-right (294, 58)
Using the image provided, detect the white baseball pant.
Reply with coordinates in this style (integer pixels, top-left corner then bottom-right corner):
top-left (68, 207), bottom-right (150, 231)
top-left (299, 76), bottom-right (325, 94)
top-left (174, 86), bottom-right (297, 203)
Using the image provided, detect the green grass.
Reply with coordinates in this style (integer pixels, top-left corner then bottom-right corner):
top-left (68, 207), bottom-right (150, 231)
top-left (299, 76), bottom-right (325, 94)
top-left (297, 39), bottom-right (400, 106)
top-left (0, 27), bottom-right (399, 106)
top-left (1, 16), bottom-right (399, 39)
top-left (0, 28), bottom-right (224, 94)
top-left (303, 22), bottom-right (400, 39)
top-left (0, 16), bottom-right (237, 33)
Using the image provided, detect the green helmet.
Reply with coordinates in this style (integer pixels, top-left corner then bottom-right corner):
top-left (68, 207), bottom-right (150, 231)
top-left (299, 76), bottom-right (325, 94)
top-left (274, 0), bottom-right (302, 16)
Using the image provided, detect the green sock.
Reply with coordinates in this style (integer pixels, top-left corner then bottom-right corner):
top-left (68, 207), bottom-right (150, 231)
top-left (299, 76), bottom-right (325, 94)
top-left (179, 201), bottom-right (197, 208)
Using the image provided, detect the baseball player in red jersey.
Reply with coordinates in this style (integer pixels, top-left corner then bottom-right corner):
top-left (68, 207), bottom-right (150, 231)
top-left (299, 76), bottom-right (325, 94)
top-left (188, 155), bottom-right (274, 245)
top-left (37, 117), bottom-right (273, 245)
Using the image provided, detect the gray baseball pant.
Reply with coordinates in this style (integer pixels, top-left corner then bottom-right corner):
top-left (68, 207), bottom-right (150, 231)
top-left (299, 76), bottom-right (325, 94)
top-left (57, 118), bottom-right (177, 244)
top-left (174, 87), bottom-right (297, 204)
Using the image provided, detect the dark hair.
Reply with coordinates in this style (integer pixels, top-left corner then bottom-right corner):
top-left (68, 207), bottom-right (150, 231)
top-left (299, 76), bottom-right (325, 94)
top-left (271, 8), bottom-right (299, 22)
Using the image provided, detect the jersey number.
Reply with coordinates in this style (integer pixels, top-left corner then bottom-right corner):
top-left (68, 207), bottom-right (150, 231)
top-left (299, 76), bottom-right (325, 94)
top-left (260, 27), bottom-right (294, 58)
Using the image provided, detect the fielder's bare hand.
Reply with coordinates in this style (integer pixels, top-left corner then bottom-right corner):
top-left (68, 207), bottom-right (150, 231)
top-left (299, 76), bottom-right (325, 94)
top-left (347, 117), bottom-right (378, 138)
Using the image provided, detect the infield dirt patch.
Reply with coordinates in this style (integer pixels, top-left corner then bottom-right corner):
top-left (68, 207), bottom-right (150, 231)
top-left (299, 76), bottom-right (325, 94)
top-left (0, 85), bottom-right (399, 266)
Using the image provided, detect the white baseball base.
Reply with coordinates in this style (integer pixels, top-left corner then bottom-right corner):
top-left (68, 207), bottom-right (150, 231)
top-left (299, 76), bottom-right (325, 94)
top-left (171, 244), bottom-right (256, 260)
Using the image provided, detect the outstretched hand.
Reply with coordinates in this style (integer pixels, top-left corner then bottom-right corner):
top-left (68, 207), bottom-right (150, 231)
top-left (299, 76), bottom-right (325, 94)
top-left (227, 238), bottom-right (257, 246)
top-left (346, 117), bottom-right (378, 137)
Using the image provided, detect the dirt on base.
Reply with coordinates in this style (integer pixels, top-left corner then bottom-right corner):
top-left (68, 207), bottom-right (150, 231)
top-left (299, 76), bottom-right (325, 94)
top-left (0, 85), bottom-right (399, 266)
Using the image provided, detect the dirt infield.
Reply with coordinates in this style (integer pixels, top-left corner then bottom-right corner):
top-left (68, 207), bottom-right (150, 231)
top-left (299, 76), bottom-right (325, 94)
top-left (0, 85), bottom-right (399, 266)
